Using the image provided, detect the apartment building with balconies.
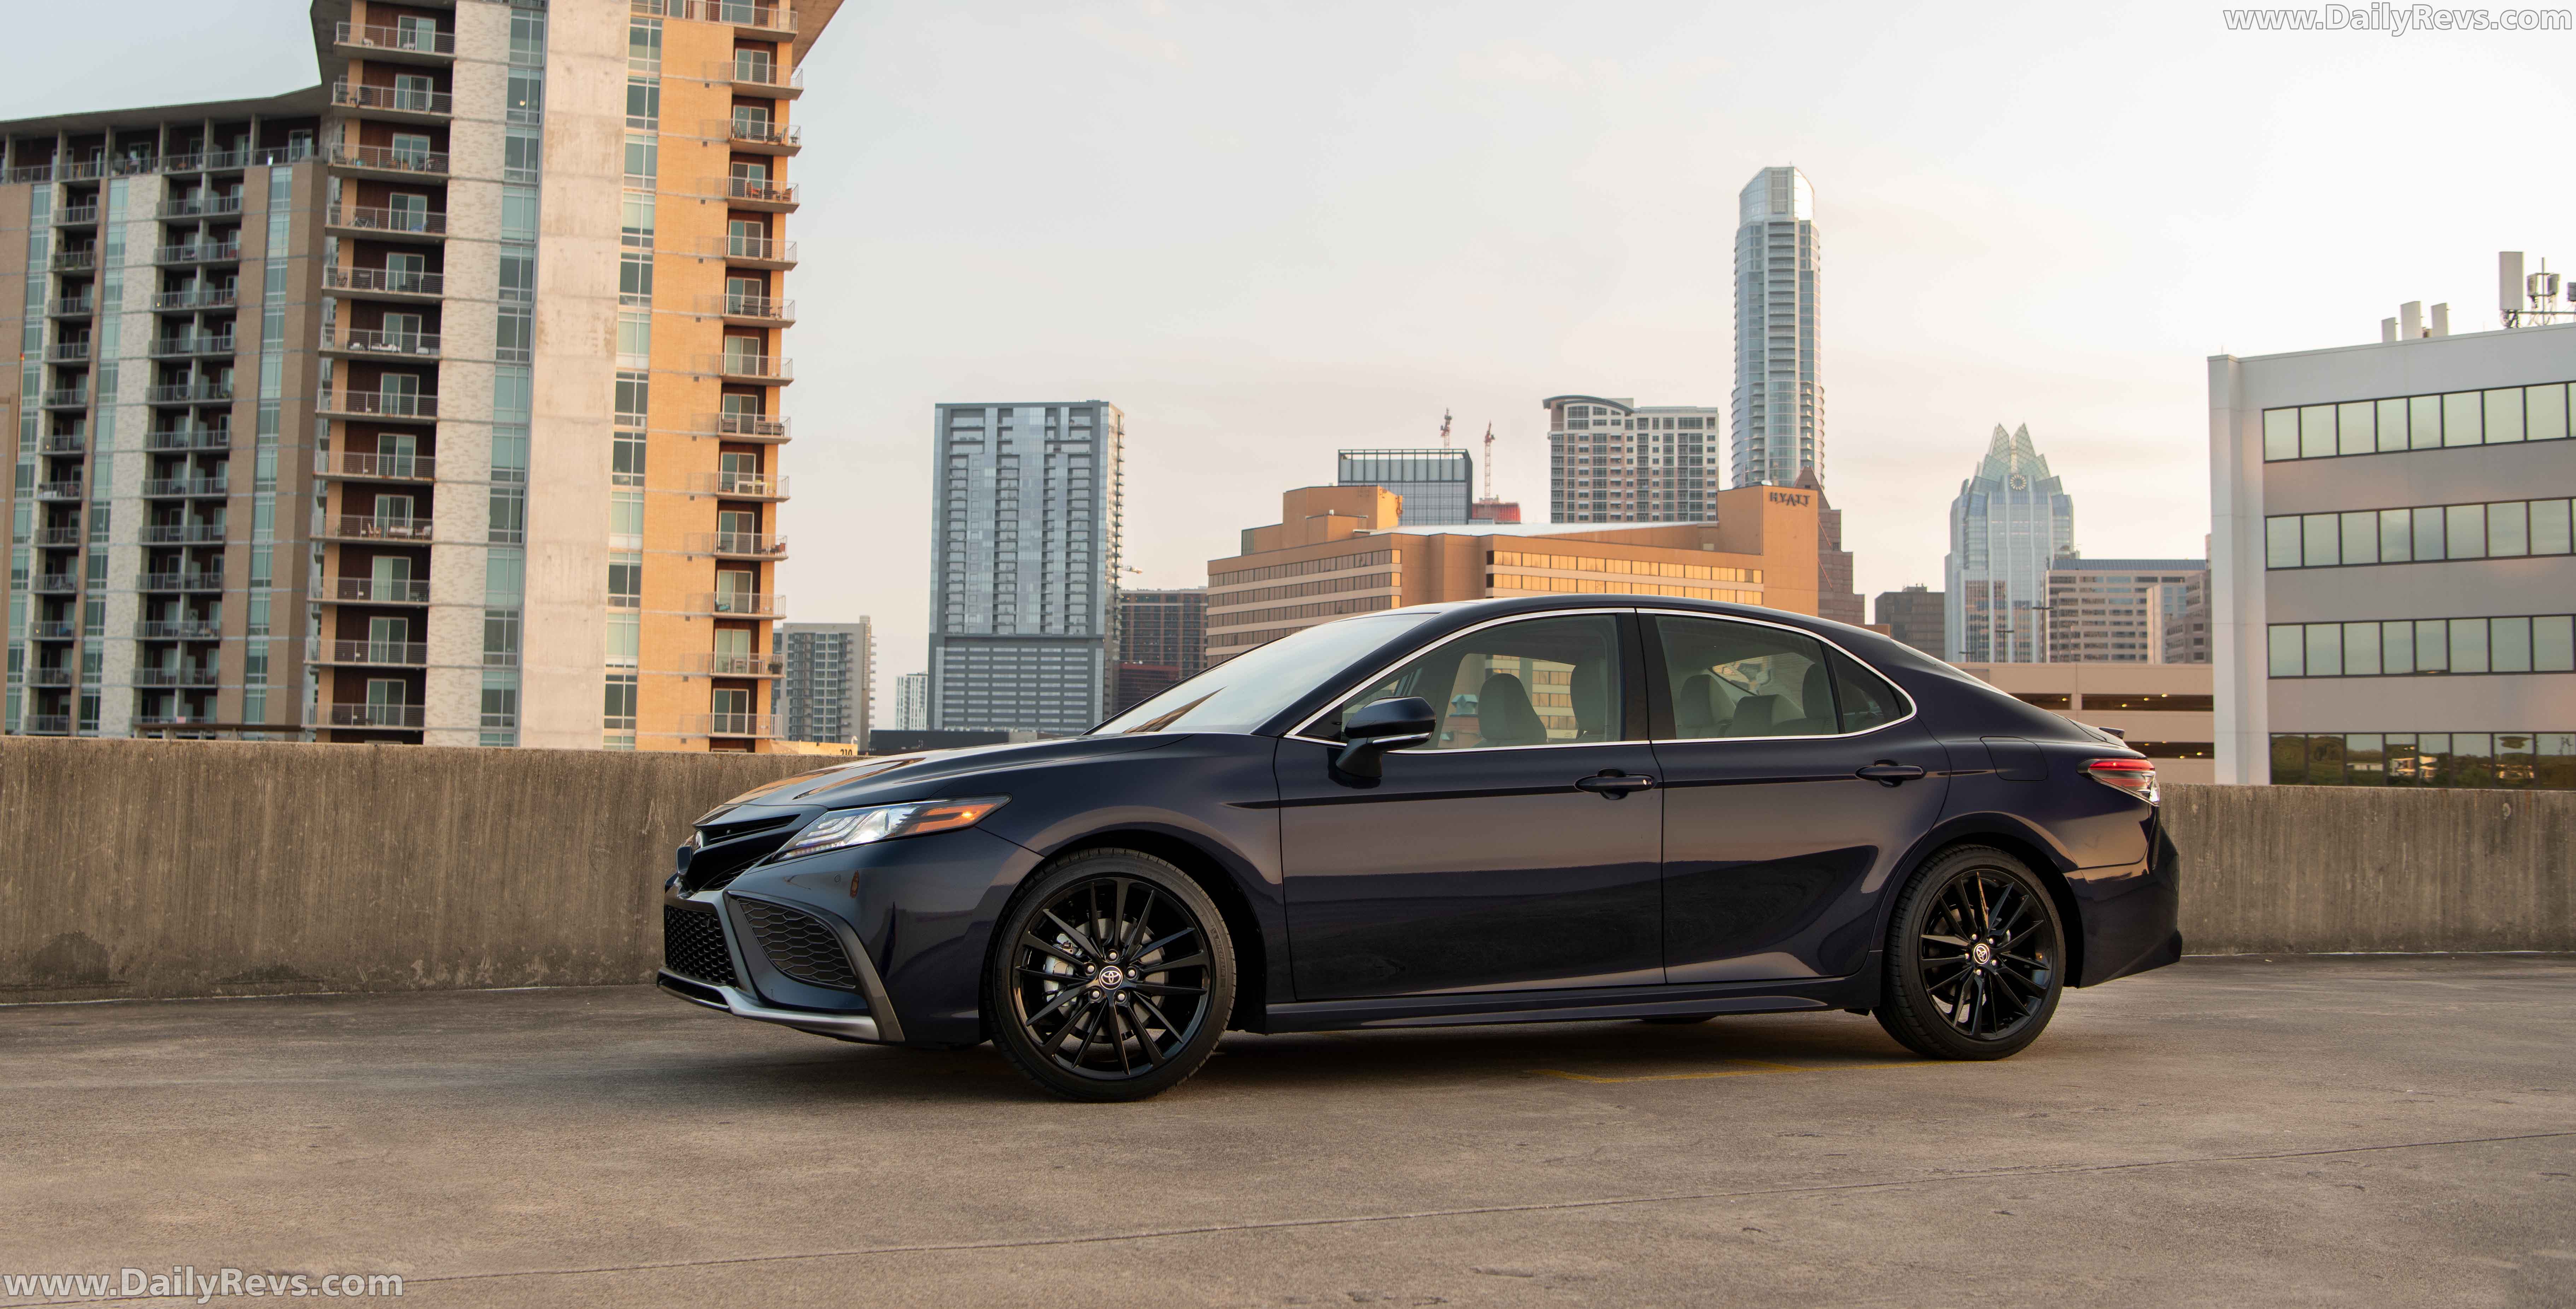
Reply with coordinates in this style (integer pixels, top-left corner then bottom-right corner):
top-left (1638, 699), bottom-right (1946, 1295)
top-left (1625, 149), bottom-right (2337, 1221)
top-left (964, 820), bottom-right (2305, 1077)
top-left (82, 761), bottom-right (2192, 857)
top-left (1, 0), bottom-right (839, 752)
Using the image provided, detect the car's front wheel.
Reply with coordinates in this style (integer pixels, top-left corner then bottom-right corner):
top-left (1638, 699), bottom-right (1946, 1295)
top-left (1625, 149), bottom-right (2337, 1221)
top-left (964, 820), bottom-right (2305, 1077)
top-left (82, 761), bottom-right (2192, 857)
top-left (1874, 845), bottom-right (2066, 1060)
top-left (985, 849), bottom-right (1235, 1101)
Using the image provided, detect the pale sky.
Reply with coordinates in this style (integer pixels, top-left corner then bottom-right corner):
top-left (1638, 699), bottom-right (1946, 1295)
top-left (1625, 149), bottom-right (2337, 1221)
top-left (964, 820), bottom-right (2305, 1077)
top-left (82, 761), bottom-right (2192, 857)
top-left (11, 1), bottom-right (2575, 721)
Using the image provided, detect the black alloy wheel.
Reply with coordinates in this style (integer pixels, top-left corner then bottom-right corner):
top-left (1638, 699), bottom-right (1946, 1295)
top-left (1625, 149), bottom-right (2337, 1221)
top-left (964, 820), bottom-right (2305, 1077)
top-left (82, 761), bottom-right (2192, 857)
top-left (1875, 846), bottom-right (2065, 1060)
top-left (986, 848), bottom-right (1235, 1101)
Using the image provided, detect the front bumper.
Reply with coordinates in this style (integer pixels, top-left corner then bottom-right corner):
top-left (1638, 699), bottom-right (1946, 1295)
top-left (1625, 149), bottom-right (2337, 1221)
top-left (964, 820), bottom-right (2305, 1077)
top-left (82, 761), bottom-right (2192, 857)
top-left (656, 969), bottom-right (887, 1042)
top-left (658, 887), bottom-right (906, 1043)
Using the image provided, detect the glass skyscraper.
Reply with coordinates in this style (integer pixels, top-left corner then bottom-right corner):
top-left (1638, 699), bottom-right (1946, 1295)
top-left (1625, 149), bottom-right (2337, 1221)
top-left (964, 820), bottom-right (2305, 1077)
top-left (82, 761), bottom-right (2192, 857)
top-left (926, 401), bottom-right (1124, 735)
top-left (1945, 424), bottom-right (2075, 663)
top-left (1731, 166), bottom-right (1823, 489)
top-left (1336, 449), bottom-right (1471, 526)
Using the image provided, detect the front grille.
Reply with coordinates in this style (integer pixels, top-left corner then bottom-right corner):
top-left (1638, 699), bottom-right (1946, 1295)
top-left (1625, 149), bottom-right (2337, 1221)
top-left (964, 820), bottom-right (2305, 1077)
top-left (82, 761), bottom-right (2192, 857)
top-left (736, 899), bottom-right (861, 991)
top-left (684, 813), bottom-right (802, 893)
top-left (662, 904), bottom-right (738, 987)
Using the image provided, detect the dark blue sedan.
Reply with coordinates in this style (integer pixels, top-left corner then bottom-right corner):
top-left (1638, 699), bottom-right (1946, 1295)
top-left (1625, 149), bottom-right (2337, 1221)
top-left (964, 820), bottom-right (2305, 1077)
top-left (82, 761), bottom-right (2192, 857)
top-left (657, 597), bottom-right (2180, 1100)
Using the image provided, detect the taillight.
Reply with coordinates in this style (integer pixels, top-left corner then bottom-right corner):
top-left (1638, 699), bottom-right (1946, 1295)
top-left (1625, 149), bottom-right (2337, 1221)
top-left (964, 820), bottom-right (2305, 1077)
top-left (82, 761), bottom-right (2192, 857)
top-left (2084, 757), bottom-right (2158, 804)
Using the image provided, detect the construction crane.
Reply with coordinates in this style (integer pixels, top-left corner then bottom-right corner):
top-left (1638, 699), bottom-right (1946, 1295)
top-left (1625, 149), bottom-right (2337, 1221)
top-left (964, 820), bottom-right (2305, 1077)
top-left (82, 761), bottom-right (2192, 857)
top-left (1437, 409), bottom-right (1453, 448)
top-left (1480, 422), bottom-right (1495, 491)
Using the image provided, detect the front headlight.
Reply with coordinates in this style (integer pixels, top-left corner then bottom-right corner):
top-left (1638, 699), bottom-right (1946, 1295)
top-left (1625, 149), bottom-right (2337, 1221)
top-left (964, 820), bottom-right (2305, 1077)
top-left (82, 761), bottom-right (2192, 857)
top-left (769, 796), bottom-right (1010, 863)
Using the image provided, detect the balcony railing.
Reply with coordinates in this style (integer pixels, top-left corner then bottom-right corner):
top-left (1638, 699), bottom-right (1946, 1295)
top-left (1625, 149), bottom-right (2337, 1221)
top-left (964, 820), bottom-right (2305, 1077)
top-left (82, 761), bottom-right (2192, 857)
top-left (691, 651), bottom-right (784, 677)
top-left (636, 0), bottom-right (796, 31)
top-left (137, 620), bottom-right (223, 639)
top-left (701, 234), bottom-right (797, 265)
top-left (33, 620), bottom-right (78, 639)
top-left (328, 702), bottom-right (425, 729)
top-left (699, 292), bottom-right (793, 322)
top-left (330, 204), bottom-right (448, 237)
top-left (34, 480), bottom-right (85, 501)
top-left (142, 477), bottom-right (230, 498)
top-left (33, 574), bottom-right (79, 593)
top-left (321, 390), bottom-right (439, 419)
top-left (317, 451), bottom-right (436, 480)
top-left (334, 21), bottom-right (457, 57)
top-left (141, 523), bottom-right (228, 543)
top-left (56, 204), bottom-right (100, 225)
top-left (61, 159), bottom-right (106, 181)
top-left (52, 249), bottom-right (97, 273)
top-left (686, 712), bottom-right (779, 738)
top-left (162, 194), bottom-right (244, 218)
top-left (140, 572), bottom-right (225, 591)
top-left (707, 412), bottom-right (789, 440)
top-left (161, 150), bottom-right (250, 173)
top-left (43, 342), bottom-right (92, 363)
top-left (710, 58), bottom-right (802, 91)
top-left (333, 81), bottom-right (455, 117)
top-left (145, 426), bottom-right (232, 451)
top-left (27, 667), bottom-right (77, 688)
top-left (2, 164), bottom-right (54, 184)
top-left (31, 525), bottom-right (83, 545)
top-left (42, 388), bottom-right (94, 409)
top-left (48, 296), bottom-right (96, 317)
top-left (154, 287), bottom-right (237, 310)
top-left (690, 531), bottom-right (787, 558)
top-left (692, 591), bottom-right (785, 616)
top-left (146, 383), bottom-right (231, 405)
top-left (330, 577), bottom-right (430, 604)
top-left (149, 333), bottom-right (237, 358)
top-left (23, 715), bottom-right (72, 735)
top-left (155, 242), bottom-right (242, 264)
top-left (325, 266), bottom-right (444, 297)
top-left (328, 144), bottom-right (449, 176)
top-left (716, 176), bottom-right (798, 208)
top-left (133, 667), bottom-right (222, 688)
top-left (703, 352), bottom-right (792, 381)
top-left (335, 329), bottom-right (441, 357)
top-left (327, 640), bottom-right (428, 667)
top-left (38, 432), bottom-right (87, 454)
top-left (712, 118), bottom-right (800, 151)
top-left (328, 516), bottom-right (435, 541)
top-left (695, 471), bottom-right (788, 498)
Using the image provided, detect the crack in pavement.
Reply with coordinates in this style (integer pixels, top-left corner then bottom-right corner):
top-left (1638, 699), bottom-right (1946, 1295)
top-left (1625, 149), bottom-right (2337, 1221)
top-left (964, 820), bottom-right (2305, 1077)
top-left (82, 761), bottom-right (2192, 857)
top-left (14, 1128), bottom-right (2574, 1307)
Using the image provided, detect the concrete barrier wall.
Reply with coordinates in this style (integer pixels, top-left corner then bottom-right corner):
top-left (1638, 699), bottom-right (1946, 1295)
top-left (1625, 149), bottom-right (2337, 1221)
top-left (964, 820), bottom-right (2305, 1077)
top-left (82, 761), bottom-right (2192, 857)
top-left (2167, 782), bottom-right (2574, 955)
top-left (1, 739), bottom-right (2568, 1004)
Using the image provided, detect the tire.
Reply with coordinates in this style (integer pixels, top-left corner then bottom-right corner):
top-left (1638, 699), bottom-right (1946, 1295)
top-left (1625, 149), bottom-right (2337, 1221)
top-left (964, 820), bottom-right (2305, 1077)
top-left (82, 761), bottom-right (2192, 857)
top-left (1874, 845), bottom-right (2066, 1060)
top-left (985, 848), bottom-right (1236, 1102)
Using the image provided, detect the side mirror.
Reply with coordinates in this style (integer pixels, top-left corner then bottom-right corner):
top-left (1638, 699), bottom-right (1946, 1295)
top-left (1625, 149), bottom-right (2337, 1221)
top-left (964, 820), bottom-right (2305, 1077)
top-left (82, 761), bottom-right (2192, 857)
top-left (1332, 696), bottom-right (1436, 780)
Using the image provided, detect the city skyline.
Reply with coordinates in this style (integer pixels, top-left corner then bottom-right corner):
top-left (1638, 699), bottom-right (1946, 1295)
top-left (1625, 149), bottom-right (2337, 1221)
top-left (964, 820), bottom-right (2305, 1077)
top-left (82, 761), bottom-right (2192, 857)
top-left (8, 2), bottom-right (2570, 699)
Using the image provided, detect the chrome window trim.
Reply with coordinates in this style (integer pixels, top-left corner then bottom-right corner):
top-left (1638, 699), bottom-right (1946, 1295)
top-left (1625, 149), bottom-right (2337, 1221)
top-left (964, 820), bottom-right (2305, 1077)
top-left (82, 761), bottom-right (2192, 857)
top-left (1287, 604), bottom-right (1918, 749)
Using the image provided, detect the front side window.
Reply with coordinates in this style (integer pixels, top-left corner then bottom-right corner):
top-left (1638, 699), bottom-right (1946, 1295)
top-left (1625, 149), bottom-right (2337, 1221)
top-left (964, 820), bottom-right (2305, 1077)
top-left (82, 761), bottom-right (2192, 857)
top-left (1321, 614), bottom-right (1624, 749)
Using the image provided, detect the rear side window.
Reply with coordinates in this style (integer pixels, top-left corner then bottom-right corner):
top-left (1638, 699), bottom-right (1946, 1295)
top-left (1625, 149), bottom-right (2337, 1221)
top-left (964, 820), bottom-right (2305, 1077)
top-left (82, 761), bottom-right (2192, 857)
top-left (1828, 650), bottom-right (1910, 733)
top-left (1655, 616), bottom-right (1837, 738)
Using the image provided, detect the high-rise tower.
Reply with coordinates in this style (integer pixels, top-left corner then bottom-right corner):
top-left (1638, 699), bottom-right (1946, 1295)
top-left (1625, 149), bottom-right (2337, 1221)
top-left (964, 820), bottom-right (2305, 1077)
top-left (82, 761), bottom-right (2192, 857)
top-left (1730, 166), bottom-right (1822, 489)
top-left (1945, 424), bottom-right (2075, 663)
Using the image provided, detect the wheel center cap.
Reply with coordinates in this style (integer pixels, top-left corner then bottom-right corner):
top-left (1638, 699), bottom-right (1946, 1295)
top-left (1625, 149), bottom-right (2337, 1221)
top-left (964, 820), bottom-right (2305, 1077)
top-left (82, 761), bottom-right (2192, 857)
top-left (1970, 942), bottom-right (1994, 965)
top-left (1096, 966), bottom-right (1126, 989)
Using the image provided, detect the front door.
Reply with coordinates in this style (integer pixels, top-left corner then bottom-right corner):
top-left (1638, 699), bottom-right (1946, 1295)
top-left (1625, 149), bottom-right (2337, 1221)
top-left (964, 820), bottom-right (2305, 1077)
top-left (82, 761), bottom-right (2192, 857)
top-left (1645, 614), bottom-right (1951, 983)
top-left (1278, 611), bottom-right (1663, 1000)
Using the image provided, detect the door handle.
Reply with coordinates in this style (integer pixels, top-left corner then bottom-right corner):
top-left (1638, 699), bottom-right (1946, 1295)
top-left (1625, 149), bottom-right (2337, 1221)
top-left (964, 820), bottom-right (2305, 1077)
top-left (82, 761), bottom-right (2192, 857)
top-left (1855, 762), bottom-right (1928, 786)
top-left (1575, 771), bottom-right (1656, 797)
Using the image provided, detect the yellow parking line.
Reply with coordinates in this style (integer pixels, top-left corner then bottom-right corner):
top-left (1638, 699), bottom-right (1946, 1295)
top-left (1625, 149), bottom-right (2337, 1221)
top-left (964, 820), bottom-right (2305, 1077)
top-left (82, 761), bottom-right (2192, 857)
top-left (1534, 1058), bottom-right (1932, 1083)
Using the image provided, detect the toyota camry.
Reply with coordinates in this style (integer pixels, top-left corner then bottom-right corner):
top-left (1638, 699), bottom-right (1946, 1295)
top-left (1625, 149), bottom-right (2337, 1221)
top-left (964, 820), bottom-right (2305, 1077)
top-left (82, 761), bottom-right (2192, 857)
top-left (656, 596), bottom-right (2180, 1100)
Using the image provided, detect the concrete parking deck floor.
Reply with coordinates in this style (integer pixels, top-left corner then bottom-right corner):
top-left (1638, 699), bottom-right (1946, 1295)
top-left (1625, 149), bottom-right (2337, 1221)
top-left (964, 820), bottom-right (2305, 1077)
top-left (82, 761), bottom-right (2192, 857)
top-left (4, 956), bottom-right (2572, 1308)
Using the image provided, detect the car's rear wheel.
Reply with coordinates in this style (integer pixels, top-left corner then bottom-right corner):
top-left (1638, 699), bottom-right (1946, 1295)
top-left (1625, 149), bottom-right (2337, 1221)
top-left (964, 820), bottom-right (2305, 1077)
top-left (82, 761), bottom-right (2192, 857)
top-left (986, 849), bottom-right (1235, 1102)
top-left (1874, 846), bottom-right (2065, 1060)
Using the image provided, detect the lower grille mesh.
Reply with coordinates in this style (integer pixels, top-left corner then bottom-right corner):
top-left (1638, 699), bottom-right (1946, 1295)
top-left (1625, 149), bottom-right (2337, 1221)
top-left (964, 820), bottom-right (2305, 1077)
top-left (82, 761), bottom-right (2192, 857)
top-left (662, 904), bottom-right (738, 987)
top-left (737, 900), bottom-right (861, 991)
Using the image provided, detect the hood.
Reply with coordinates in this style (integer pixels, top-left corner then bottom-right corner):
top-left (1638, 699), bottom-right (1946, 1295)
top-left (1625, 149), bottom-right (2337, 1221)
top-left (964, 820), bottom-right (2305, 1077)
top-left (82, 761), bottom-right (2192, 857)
top-left (696, 734), bottom-right (1185, 822)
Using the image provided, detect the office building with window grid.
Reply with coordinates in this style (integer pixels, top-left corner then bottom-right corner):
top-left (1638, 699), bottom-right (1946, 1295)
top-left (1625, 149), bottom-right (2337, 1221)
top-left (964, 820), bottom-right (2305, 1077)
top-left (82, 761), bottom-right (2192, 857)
top-left (1336, 449), bottom-right (1471, 527)
top-left (1731, 166), bottom-right (1823, 489)
top-left (773, 618), bottom-right (868, 744)
top-left (2211, 317), bottom-right (2576, 788)
top-left (2042, 558), bottom-right (2209, 664)
top-left (892, 669), bottom-right (927, 731)
top-left (927, 401), bottom-right (1124, 735)
top-left (0, 0), bottom-right (839, 751)
top-left (1543, 396), bottom-right (1721, 524)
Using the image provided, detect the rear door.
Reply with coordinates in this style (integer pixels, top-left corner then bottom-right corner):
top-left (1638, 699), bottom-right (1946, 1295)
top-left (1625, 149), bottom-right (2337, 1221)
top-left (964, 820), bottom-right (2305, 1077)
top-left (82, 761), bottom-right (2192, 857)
top-left (1276, 611), bottom-right (1665, 999)
top-left (1645, 614), bottom-right (1949, 983)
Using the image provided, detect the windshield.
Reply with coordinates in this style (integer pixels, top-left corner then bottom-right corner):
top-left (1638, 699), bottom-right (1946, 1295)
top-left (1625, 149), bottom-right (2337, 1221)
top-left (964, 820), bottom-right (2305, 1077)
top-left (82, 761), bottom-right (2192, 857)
top-left (1091, 611), bottom-right (1442, 736)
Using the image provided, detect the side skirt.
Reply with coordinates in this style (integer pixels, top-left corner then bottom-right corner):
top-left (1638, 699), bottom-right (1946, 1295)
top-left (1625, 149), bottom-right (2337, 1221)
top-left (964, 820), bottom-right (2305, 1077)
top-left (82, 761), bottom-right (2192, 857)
top-left (1263, 975), bottom-right (1865, 1034)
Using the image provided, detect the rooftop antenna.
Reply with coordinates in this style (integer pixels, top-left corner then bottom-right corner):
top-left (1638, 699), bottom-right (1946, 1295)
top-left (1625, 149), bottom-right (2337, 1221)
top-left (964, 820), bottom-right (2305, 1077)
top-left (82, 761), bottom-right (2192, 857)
top-left (1438, 409), bottom-right (1452, 448)
top-left (1480, 422), bottom-right (1495, 493)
